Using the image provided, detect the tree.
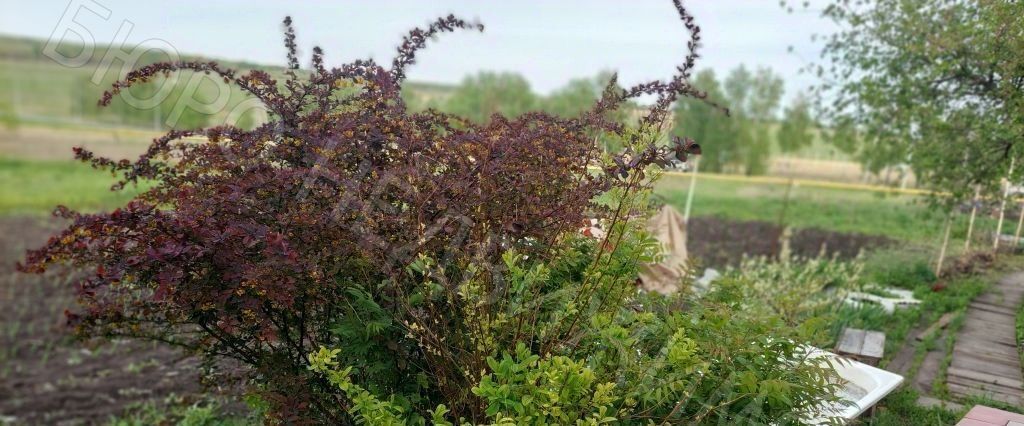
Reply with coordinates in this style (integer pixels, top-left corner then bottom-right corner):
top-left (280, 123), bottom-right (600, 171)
top-left (747, 68), bottom-right (785, 121)
top-left (723, 65), bottom-right (784, 175)
top-left (674, 66), bottom-right (789, 174)
top-left (807, 0), bottom-right (1023, 203)
top-left (777, 92), bottom-right (815, 154)
top-left (544, 74), bottom-right (603, 118)
top-left (673, 69), bottom-right (737, 172)
top-left (545, 72), bottom-right (634, 152)
top-left (724, 65), bottom-right (753, 114)
top-left (444, 71), bottom-right (538, 123)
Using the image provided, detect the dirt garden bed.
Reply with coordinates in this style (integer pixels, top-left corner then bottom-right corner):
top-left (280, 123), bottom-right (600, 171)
top-left (0, 217), bottom-right (209, 425)
top-left (687, 216), bottom-right (893, 268)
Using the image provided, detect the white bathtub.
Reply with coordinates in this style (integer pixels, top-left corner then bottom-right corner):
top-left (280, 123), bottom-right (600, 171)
top-left (807, 348), bottom-right (905, 423)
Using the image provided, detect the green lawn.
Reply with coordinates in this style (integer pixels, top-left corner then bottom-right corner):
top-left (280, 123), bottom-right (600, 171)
top-left (656, 173), bottom-right (998, 245)
top-left (0, 156), bottom-right (1002, 248)
top-left (0, 157), bottom-right (146, 215)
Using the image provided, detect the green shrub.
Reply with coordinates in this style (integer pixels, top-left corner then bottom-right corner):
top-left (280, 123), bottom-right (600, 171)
top-left (862, 248), bottom-right (937, 289)
top-left (310, 277), bottom-right (846, 425)
top-left (730, 254), bottom-right (863, 328)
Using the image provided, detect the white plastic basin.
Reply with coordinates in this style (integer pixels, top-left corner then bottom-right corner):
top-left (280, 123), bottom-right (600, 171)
top-left (807, 348), bottom-right (904, 423)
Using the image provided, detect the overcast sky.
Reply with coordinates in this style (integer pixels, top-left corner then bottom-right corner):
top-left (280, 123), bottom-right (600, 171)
top-left (2, 1), bottom-right (835, 101)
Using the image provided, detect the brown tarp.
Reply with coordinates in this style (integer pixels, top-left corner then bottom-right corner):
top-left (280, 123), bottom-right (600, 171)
top-left (639, 205), bottom-right (688, 294)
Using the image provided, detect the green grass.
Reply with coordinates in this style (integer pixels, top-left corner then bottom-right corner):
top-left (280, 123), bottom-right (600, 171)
top-left (864, 388), bottom-right (964, 425)
top-left (0, 154), bottom-right (999, 246)
top-left (656, 173), bottom-right (997, 244)
top-left (107, 395), bottom-right (256, 426)
top-left (0, 157), bottom-right (147, 214)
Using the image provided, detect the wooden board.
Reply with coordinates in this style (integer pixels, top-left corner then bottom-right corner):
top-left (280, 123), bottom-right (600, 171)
top-left (948, 382), bottom-right (1021, 405)
top-left (917, 312), bottom-right (956, 341)
top-left (947, 367), bottom-right (1024, 390)
top-left (947, 376), bottom-right (1024, 397)
top-left (951, 355), bottom-right (1023, 379)
top-left (968, 302), bottom-right (1017, 316)
top-left (836, 328), bottom-right (865, 355)
top-left (862, 330), bottom-right (885, 359)
top-left (835, 327), bottom-right (884, 363)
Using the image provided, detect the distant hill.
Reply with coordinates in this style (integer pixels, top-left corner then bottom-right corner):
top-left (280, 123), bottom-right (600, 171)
top-left (0, 34), bottom-right (457, 130)
top-left (0, 34), bottom-right (850, 162)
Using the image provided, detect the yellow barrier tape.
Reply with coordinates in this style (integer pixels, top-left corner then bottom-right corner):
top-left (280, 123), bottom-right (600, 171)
top-left (657, 169), bottom-right (934, 196)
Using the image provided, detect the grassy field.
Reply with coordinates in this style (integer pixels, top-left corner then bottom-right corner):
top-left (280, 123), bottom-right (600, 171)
top-left (657, 172), bottom-right (998, 245)
top-left (0, 157), bottom-right (147, 215)
top-left (0, 153), bottom-right (1000, 250)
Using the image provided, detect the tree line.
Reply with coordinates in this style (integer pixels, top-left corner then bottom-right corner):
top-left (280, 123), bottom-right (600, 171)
top-left (408, 66), bottom-right (817, 175)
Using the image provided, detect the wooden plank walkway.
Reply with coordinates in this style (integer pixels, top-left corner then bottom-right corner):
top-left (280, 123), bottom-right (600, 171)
top-left (948, 271), bottom-right (1024, 406)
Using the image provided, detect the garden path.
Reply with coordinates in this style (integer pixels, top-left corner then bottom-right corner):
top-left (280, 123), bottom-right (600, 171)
top-left (947, 271), bottom-right (1024, 406)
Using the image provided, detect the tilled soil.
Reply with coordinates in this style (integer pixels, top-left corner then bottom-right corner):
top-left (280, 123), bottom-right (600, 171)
top-left (686, 216), bottom-right (892, 268)
top-left (0, 217), bottom-right (204, 425)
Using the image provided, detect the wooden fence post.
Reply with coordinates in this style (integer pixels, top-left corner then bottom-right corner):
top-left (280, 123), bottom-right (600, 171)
top-left (1014, 200), bottom-right (1024, 246)
top-left (682, 158), bottom-right (699, 225)
top-left (964, 185), bottom-right (981, 251)
top-left (681, 157), bottom-right (699, 248)
top-left (778, 178), bottom-right (796, 227)
top-left (936, 214), bottom-right (953, 278)
top-left (993, 158), bottom-right (1015, 251)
